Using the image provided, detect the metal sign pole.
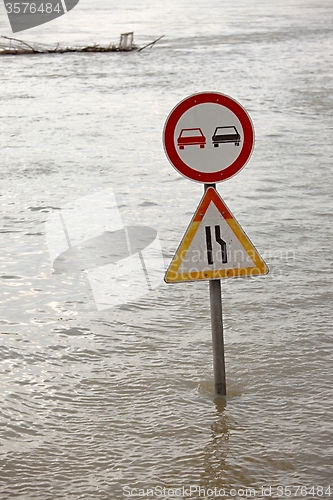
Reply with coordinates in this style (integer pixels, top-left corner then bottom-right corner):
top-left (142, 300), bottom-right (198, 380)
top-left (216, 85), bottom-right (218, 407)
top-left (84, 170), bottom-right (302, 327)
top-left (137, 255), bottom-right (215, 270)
top-left (204, 183), bottom-right (226, 396)
top-left (163, 93), bottom-right (267, 397)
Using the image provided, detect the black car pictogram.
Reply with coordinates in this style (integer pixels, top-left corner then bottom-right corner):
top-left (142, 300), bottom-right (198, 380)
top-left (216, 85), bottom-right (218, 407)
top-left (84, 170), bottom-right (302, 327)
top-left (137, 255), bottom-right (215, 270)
top-left (212, 126), bottom-right (241, 147)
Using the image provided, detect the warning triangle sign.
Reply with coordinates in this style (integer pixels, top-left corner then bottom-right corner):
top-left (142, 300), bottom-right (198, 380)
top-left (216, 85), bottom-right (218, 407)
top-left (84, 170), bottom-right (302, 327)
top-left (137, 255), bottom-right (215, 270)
top-left (165, 187), bottom-right (268, 283)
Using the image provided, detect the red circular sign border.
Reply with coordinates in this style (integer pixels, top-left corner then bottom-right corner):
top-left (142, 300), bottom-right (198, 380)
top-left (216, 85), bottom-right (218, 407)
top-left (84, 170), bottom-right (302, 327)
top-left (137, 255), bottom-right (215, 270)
top-left (163, 92), bottom-right (255, 183)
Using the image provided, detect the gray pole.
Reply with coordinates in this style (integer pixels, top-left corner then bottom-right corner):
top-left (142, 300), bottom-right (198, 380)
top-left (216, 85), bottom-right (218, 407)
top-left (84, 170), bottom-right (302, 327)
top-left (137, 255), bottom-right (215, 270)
top-left (204, 183), bottom-right (226, 396)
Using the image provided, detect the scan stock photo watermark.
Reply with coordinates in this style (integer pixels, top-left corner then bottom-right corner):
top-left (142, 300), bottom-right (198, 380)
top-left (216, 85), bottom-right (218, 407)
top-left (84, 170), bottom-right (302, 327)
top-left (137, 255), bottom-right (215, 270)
top-left (3, 0), bottom-right (80, 32)
top-left (45, 188), bottom-right (165, 311)
top-left (122, 484), bottom-right (332, 498)
top-left (44, 188), bottom-right (294, 311)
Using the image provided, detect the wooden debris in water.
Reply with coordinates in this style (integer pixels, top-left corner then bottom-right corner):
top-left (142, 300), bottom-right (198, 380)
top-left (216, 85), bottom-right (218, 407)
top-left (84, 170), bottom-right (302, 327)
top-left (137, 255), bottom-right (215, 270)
top-left (0, 33), bottom-right (164, 56)
top-left (138, 35), bottom-right (165, 52)
top-left (119, 32), bottom-right (134, 51)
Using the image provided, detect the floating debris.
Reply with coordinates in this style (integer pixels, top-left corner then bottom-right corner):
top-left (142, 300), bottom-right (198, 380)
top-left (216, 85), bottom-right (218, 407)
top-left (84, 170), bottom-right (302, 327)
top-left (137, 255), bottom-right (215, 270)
top-left (0, 32), bottom-right (164, 55)
top-left (137, 35), bottom-right (165, 52)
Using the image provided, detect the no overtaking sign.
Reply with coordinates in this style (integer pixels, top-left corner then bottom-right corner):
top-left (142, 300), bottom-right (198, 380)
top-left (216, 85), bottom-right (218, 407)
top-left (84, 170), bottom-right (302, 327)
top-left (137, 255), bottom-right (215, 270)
top-left (163, 92), bottom-right (255, 183)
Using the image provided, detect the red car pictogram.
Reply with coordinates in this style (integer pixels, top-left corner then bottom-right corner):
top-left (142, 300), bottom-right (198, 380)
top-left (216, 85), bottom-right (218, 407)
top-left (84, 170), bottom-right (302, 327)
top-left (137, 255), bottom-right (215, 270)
top-left (177, 128), bottom-right (206, 149)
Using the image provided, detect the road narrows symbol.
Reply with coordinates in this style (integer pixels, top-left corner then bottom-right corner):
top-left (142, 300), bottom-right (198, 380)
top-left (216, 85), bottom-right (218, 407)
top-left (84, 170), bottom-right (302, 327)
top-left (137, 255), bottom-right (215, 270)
top-left (205, 225), bottom-right (228, 265)
top-left (214, 225), bottom-right (227, 264)
top-left (205, 226), bottom-right (214, 265)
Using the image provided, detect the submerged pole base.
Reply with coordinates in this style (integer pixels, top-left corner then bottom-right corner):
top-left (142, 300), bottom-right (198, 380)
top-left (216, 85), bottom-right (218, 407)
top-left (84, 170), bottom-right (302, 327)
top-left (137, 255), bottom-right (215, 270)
top-left (214, 382), bottom-right (226, 396)
top-left (209, 279), bottom-right (226, 396)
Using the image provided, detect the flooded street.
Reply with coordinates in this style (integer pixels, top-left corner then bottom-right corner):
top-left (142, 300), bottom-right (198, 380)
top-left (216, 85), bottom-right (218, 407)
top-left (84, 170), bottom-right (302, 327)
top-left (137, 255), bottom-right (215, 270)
top-left (1, 0), bottom-right (333, 498)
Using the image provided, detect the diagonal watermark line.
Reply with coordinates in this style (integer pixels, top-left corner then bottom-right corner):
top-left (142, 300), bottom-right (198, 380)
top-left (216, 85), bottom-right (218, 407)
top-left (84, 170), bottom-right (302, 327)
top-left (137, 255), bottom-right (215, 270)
top-left (124, 225), bottom-right (132, 255)
top-left (138, 250), bottom-right (153, 292)
top-left (59, 212), bottom-right (71, 248)
top-left (60, 0), bottom-right (68, 13)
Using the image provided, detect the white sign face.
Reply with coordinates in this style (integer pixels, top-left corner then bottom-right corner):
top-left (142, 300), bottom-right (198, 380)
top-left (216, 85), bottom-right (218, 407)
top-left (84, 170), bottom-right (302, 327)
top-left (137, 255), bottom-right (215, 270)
top-left (164, 188), bottom-right (268, 282)
top-left (163, 92), bottom-right (255, 184)
top-left (175, 103), bottom-right (244, 173)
